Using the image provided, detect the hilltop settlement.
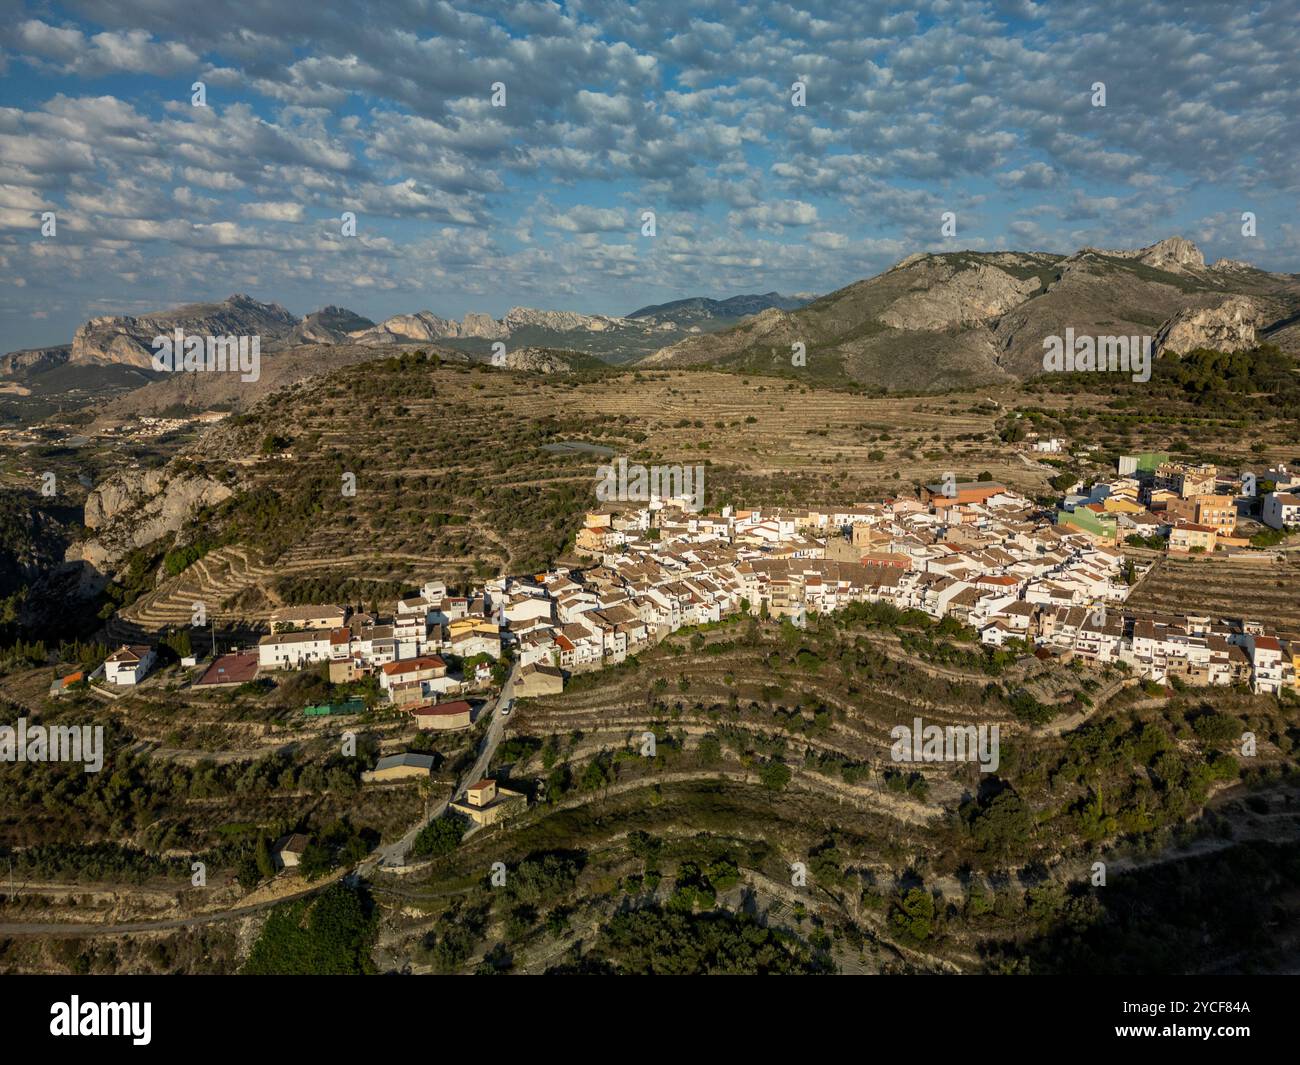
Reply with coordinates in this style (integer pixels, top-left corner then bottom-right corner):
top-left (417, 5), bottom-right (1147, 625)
top-left (81, 453), bottom-right (1300, 709)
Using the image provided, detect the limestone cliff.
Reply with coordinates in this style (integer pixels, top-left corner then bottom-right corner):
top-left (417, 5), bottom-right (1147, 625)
top-left (69, 467), bottom-right (235, 572)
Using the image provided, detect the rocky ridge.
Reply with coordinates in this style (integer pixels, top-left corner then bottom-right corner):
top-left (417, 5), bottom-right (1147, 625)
top-left (71, 294), bottom-right (299, 367)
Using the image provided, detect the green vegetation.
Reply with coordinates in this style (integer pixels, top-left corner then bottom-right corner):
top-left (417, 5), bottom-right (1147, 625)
top-left (242, 884), bottom-right (377, 975)
top-left (411, 815), bottom-right (466, 859)
top-left (564, 906), bottom-right (829, 975)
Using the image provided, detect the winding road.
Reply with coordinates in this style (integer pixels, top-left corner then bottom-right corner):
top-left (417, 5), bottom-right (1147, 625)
top-left (0, 661), bottom-right (520, 938)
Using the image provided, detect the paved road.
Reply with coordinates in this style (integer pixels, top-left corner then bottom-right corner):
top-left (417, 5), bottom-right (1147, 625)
top-left (364, 660), bottom-right (519, 872)
top-left (0, 664), bottom-right (521, 936)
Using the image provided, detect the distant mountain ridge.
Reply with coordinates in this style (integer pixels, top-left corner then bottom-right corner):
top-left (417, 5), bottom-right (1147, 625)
top-left (71, 294), bottom-right (299, 368)
top-left (5, 290), bottom-right (801, 381)
top-left (639, 237), bottom-right (1300, 390)
top-left (8, 239), bottom-right (1298, 398)
top-left (344, 305), bottom-right (677, 346)
top-left (626, 292), bottom-right (809, 327)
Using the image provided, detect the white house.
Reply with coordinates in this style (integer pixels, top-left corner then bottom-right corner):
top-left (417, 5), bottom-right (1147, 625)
top-left (258, 629), bottom-right (333, 670)
top-left (104, 644), bottom-right (156, 686)
top-left (1247, 635), bottom-right (1285, 695)
top-left (1261, 492), bottom-right (1300, 531)
top-left (503, 594), bottom-right (553, 625)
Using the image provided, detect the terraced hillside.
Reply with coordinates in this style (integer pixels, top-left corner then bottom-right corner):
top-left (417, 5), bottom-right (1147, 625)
top-left (1126, 553), bottom-right (1300, 634)
top-left (370, 608), bottom-right (1300, 975)
top-left (6, 582), bottom-right (1299, 975)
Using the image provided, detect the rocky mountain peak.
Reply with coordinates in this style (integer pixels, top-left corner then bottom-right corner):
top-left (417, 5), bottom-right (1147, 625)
top-left (1136, 236), bottom-right (1205, 271)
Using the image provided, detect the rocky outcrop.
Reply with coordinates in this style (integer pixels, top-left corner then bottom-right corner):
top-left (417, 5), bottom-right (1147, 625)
top-left (71, 294), bottom-right (298, 367)
top-left (1155, 296), bottom-right (1261, 355)
top-left (878, 262), bottom-right (1041, 330)
top-left (1210, 258), bottom-right (1254, 274)
top-left (0, 345), bottom-right (70, 376)
top-left (347, 311), bottom-right (460, 344)
top-left (1135, 236), bottom-right (1205, 271)
top-left (71, 467), bottom-right (234, 572)
top-left (1080, 236), bottom-right (1206, 273)
top-left (460, 312), bottom-right (509, 339)
top-left (500, 347), bottom-right (576, 373)
top-left (286, 306), bottom-right (374, 345)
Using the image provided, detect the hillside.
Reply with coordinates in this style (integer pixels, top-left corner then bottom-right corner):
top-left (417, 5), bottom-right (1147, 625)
top-left (641, 238), bottom-right (1300, 389)
top-left (626, 292), bottom-right (810, 329)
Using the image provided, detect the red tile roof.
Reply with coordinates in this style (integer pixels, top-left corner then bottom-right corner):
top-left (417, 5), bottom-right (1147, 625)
top-left (410, 700), bottom-right (472, 717)
top-left (196, 652), bottom-right (259, 686)
top-left (381, 655), bottom-right (446, 676)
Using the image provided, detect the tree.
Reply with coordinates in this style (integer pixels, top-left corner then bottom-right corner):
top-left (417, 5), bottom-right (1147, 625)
top-left (759, 760), bottom-right (791, 791)
top-left (411, 815), bottom-right (465, 858)
top-left (966, 788), bottom-right (1034, 860)
top-left (890, 887), bottom-right (934, 944)
top-left (254, 834), bottom-right (276, 880)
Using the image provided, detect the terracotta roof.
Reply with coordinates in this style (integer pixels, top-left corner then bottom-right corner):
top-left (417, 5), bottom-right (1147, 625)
top-left (106, 644), bottom-right (151, 663)
top-left (410, 700), bottom-right (472, 717)
top-left (381, 655), bottom-right (446, 676)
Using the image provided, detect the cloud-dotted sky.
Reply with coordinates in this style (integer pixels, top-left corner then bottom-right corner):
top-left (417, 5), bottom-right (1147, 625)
top-left (2, 0), bottom-right (1298, 351)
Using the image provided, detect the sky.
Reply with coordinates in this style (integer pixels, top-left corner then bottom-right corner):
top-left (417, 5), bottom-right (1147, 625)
top-left (1, 0), bottom-right (1298, 352)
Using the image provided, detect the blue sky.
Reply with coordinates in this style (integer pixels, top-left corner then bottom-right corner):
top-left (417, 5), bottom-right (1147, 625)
top-left (2, 0), bottom-right (1298, 351)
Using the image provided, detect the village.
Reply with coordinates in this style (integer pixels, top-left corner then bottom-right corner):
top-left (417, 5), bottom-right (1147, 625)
top-left (75, 451), bottom-right (1300, 719)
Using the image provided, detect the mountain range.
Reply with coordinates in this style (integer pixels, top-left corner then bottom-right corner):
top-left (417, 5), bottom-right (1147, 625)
top-left (4, 238), bottom-right (1297, 406)
top-left (2, 291), bottom-right (806, 379)
top-left (640, 237), bottom-right (1300, 389)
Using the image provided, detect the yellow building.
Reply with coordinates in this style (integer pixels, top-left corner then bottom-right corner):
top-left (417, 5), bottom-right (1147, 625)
top-left (1154, 462), bottom-right (1217, 498)
top-left (1168, 522), bottom-right (1217, 552)
top-left (361, 752), bottom-right (435, 783)
top-left (448, 617), bottom-right (500, 638)
top-left (1101, 496), bottom-right (1144, 514)
top-left (449, 777), bottom-right (527, 826)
